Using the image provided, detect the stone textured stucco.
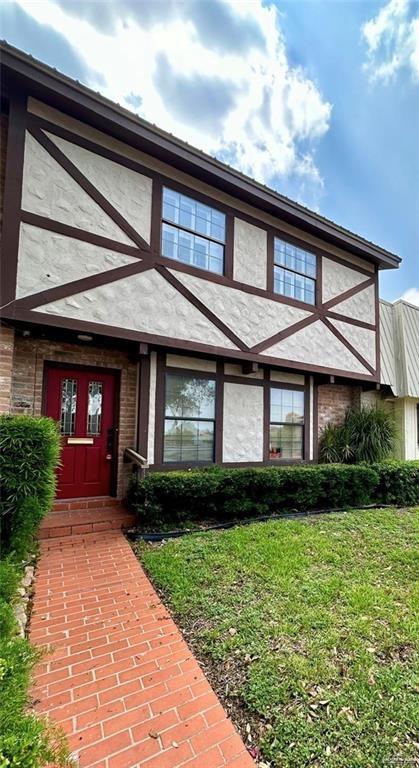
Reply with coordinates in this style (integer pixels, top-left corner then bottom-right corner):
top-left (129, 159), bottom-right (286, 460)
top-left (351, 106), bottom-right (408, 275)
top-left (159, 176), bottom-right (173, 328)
top-left (166, 354), bottom-right (216, 372)
top-left (171, 270), bottom-right (312, 348)
top-left (47, 132), bottom-right (152, 244)
top-left (270, 370), bottom-right (305, 385)
top-left (331, 284), bottom-right (375, 324)
top-left (34, 269), bottom-right (238, 349)
top-left (233, 218), bottom-right (267, 289)
top-left (322, 257), bottom-right (370, 302)
top-left (223, 383), bottom-right (264, 462)
top-left (21, 133), bottom-right (134, 245)
top-left (329, 318), bottom-right (376, 368)
top-left (264, 320), bottom-right (369, 374)
top-left (16, 223), bottom-right (138, 298)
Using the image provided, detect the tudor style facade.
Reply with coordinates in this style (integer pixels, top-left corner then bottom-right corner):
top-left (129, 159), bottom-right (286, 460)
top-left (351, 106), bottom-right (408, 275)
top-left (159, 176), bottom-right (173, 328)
top-left (0, 44), bottom-right (401, 499)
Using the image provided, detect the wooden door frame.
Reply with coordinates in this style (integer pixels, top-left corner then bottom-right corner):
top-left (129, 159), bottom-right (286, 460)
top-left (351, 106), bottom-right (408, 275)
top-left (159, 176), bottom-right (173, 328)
top-left (42, 361), bottom-right (122, 497)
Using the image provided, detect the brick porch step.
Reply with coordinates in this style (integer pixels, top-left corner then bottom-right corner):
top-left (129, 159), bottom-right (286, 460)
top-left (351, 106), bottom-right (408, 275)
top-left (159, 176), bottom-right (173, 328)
top-left (40, 498), bottom-right (135, 539)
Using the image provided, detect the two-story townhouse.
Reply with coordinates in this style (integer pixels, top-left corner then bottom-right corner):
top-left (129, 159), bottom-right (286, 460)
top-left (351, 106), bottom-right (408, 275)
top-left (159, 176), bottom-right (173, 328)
top-left (0, 43), bottom-right (401, 501)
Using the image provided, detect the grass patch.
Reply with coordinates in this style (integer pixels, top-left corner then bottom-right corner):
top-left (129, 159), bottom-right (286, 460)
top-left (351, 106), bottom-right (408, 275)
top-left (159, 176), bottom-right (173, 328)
top-left (137, 508), bottom-right (419, 768)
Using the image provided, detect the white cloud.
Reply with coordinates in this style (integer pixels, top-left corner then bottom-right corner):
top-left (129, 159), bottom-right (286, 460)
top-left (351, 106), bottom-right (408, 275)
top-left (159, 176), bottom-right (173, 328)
top-left (362, 0), bottom-right (419, 83)
top-left (14, 0), bottom-right (332, 204)
top-left (400, 287), bottom-right (419, 306)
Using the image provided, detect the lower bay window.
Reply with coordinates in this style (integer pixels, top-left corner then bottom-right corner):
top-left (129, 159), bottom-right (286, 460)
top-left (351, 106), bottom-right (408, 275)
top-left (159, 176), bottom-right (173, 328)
top-left (269, 386), bottom-right (305, 460)
top-left (163, 372), bottom-right (216, 463)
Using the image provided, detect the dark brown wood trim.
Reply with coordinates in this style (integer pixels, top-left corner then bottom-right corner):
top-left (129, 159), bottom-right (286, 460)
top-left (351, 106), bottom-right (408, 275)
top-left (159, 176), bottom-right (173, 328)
top-left (28, 125), bottom-right (152, 252)
top-left (150, 177), bottom-right (163, 255)
top-left (224, 375), bottom-right (264, 387)
top-left (0, 89), bottom-right (26, 306)
top-left (154, 351), bottom-right (166, 465)
top-left (321, 316), bottom-right (375, 376)
top-left (266, 233), bottom-right (274, 294)
top-left (304, 376), bottom-right (310, 461)
top-left (2, 306), bottom-right (378, 382)
top-left (14, 259), bottom-right (155, 310)
top-left (155, 264), bottom-right (250, 352)
top-left (374, 272), bottom-right (381, 382)
top-left (215, 360), bottom-right (224, 463)
top-left (21, 211), bottom-right (144, 259)
top-left (313, 380), bottom-right (319, 461)
top-left (263, 368), bottom-right (270, 461)
top-left (269, 381), bottom-right (305, 391)
top-left (251, 313), bottom-right (318, 354)
top-left (224, 214), bottom-right (234, 280)
top-left (316, 254), bottom-right (323, 306)
top-left (325, 311), bottom-right (375, 331)
top-left (322, 277), bottom-right (375, 311)
top-left (137, 354), bottom-right (150, 459)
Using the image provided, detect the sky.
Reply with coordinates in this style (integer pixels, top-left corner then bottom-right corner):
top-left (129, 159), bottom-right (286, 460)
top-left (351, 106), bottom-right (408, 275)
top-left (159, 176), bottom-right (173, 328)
top-left (1, 0), bottom-right (418, 303)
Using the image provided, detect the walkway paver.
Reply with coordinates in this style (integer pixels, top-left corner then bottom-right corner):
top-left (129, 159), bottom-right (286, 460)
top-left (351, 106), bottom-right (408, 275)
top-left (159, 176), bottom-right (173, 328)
top-left (30, 529), bottom-right (254, 768)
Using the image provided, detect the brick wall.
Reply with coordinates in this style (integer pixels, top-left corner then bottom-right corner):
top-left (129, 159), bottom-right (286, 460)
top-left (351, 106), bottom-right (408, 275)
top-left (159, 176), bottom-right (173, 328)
top-left (10, 335), bottom-right (138, 497)
top-left (317, 383), bottom-right (361, 438)
top-left (0, 325), bottom-right (14, 413)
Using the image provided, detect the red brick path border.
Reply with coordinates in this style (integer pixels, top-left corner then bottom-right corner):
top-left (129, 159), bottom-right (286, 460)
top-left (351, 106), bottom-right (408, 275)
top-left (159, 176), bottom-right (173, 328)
top-left (30, 529), bottom-right (254, 768)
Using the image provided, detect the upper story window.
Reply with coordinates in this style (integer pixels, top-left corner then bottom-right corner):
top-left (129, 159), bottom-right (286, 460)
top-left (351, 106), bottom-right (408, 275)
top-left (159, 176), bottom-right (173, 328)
top-left (161, 187), bottom-right (226, 275)
top-left (274, 237), bottom-right (316, 305)
top-left (163, 373), bottom-right (216, 463)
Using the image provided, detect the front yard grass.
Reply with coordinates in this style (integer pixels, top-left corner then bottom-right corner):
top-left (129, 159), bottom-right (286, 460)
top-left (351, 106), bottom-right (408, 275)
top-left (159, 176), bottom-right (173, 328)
top-left (137, 508), bottom-right (419, 768)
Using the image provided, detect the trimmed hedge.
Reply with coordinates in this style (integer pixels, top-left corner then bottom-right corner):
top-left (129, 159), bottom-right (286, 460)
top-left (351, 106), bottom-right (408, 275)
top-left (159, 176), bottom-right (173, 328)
top-left (0, 414), bottom-right (60, 554)
top-left (127, 461), bottom-right (419, 527)
top-left (128, 461), bottom-right (419, 527)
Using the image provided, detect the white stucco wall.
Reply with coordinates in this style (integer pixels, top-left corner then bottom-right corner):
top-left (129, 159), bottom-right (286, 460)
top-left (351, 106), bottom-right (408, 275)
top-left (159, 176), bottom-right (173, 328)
top-left (34, 269), bottom-right (238, 349)
top-left (233, 218), bottom-right (267, 289)
top-left (171, 270), bottom-right (312, 348)
top-left (331, 284), bottom-right (376, 324)
top-left (263, 320), bottom-right (369, 374)
top-left (270, 370), bottom-right (305, 385)
top-left (329, 318), bottom-right (376, 368)
top-left (223, 382), bottom-right (264, 462)
top-left (224, 363), bottom-right (263, 379)
top-left (166, 354), bottom-right (216, 372)
top-left (47, 132), bottom-right (152, 244)
top-left (16, 223), bottom-right (138, 298)
top-left (22, 133), bottom-right (134, 245)
top-left (322, 257), bottom-right (369, 302)
top-left (147, 352), bottom-right (157, 465)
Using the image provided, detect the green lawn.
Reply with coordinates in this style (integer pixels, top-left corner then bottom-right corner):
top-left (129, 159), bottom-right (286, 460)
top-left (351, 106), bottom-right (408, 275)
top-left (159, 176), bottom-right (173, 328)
top-left (137, 508), bottom-right (419, 768)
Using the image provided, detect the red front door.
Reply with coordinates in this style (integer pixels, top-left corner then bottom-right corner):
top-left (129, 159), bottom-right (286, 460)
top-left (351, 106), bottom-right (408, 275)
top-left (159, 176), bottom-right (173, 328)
top-left (45, 366), bottom-right (118, 499)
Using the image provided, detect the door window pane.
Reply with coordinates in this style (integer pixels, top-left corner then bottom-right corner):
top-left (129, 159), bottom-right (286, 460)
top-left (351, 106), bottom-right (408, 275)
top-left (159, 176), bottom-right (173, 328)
top-left (87, 381), bottom-right (103, 435)
top-left (60, 378), bottom-right (77, 435)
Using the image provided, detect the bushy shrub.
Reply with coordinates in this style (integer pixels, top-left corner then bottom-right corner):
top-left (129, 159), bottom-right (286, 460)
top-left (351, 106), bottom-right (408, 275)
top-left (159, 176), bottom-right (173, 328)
top-left (0, 414), bottom-right (60, 554)
top-left (319, 406), bottom-right (395, 463)
top-left (0, 639), bottom-right (69, 768)
top-left (128, 463), bottom-right (380, 527)
top-left (373, 460), bottom-right (419, 506)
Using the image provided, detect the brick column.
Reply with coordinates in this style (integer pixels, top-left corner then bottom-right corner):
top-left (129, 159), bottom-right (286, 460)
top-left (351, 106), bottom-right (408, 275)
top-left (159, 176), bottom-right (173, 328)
top-left (317, 383), bottom-right (361, 438)
top-left (0, 325), bottom-right (15, 413)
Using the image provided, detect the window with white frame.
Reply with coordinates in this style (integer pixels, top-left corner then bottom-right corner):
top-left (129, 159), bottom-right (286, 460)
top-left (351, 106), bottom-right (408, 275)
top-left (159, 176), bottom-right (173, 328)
top-left (269, 387), bottom-right (304, 460)
top-left (273, 237), bottom-right (316, 305)
top-left (161, 187), bottom-right (226, 275)
top-left (163, 373), bottom-right (216, 463)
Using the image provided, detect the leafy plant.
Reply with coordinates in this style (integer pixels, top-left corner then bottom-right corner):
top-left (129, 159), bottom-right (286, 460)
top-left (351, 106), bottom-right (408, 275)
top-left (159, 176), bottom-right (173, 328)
top-left (320, 407), bottom-right (395, 464)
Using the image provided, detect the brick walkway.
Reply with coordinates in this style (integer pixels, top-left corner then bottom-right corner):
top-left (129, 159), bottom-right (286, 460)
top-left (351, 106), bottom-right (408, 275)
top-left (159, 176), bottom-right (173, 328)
top-left (30, 529), bottom-right (254, 768)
